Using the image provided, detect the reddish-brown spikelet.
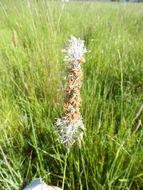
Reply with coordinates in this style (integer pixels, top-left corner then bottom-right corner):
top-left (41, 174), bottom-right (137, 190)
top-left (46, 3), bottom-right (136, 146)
top-left (24, 83), bottom-right (28, 96)
top-left (12, 30), bottom-right (17, 48)
top-left (63, 65), bottom-right (83, 124)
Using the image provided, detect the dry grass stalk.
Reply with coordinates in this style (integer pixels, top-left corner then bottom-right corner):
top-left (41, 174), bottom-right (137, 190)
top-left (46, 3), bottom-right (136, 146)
top-left (134, 120), bottom-right (142, 133)
top-left (132, 104), bottom-right (143, 132)
top-left (24, 83), bottom-right (29, 96)
top-left (12, 30), bottom-right (18, 48)
top-left (135, 104), bottom-right (143, 121)
top-left (55, 36), bottom-right (87, 151)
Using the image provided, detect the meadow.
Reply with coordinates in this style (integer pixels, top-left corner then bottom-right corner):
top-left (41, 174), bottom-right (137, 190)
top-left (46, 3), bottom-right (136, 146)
top-left (0, 0), bottom-right (143, 189)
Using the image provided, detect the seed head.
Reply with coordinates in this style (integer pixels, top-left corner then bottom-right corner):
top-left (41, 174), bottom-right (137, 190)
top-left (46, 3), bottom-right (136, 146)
top-left (55, 36), bottom-right (87, 151)
top-left (62, 36), bottom-right (87, 64)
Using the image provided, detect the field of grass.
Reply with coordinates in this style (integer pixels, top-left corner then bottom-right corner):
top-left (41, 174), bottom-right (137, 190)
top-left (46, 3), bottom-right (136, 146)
top-left (0, 0), bottom-right (143, 189)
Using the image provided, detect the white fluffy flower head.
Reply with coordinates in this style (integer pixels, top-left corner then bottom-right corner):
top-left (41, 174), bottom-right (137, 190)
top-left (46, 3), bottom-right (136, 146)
top-left (55, 118), bottom-right (84, 152)
top-left (63, 36), bottom-right (87, 63)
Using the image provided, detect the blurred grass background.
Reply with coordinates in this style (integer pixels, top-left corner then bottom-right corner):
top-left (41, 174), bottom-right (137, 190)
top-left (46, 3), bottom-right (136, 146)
top-left (0, 0), bottom-right (143, 189)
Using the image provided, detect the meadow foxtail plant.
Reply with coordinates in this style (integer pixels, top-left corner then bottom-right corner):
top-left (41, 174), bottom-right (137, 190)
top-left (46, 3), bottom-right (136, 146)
top-left (55, 36), bottom-right (87, 151)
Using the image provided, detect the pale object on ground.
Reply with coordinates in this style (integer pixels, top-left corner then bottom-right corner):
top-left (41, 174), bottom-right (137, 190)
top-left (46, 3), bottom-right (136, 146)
top-left (23, 178), bottom-right (62, 190)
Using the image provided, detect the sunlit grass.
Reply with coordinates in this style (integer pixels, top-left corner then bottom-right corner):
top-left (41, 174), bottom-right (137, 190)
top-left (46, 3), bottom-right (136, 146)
top-left (0, 1), bottom-right (143, 189)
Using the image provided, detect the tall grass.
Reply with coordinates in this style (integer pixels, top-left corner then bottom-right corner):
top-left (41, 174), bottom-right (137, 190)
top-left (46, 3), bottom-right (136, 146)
top-left (0, 1), bottom-right (143, 189)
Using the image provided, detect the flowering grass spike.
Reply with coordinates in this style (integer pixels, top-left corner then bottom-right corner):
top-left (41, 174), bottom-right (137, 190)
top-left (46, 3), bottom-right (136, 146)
top-left (55, 36), bottom-right (87, 151)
